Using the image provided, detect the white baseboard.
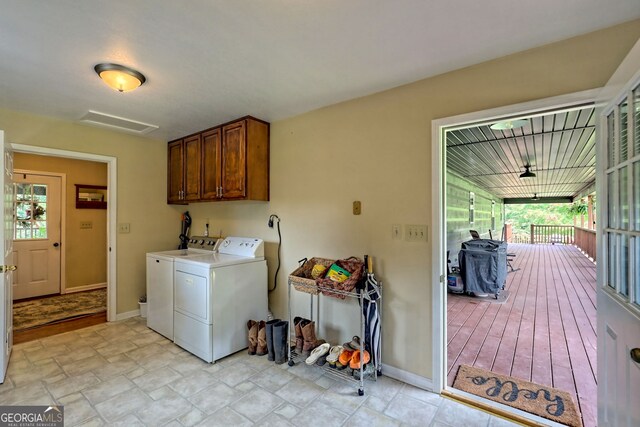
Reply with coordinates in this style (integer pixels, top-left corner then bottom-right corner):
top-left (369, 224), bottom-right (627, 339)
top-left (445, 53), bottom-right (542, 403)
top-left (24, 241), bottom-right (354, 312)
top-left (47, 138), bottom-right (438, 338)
top-left (63, 282), bottom-right (107, 294)
top-left (381, 363), bottom-right (434, 391)
top-left (115, 309), bottom-right (140, 321)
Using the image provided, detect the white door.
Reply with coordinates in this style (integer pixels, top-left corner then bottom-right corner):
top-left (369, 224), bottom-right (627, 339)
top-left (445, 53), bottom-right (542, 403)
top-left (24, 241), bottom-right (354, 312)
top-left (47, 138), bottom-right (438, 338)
top-left (12, 172), bottom-right (61, 300)
top-left (0, 130), bottom-right (16, 383)
top-left (597, 42), bottom-right (640, 426)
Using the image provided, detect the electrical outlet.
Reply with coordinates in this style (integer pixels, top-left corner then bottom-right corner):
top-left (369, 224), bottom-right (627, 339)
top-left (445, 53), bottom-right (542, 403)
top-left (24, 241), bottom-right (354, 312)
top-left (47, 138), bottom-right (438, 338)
top-left (405, 224), bottom-right (428, 242)
top-left (118, 223), bottom-right (130, 233)
top-left (392, 224), bottom-right (402, 240)
top-left (80, 221), bottom-right (92, 229)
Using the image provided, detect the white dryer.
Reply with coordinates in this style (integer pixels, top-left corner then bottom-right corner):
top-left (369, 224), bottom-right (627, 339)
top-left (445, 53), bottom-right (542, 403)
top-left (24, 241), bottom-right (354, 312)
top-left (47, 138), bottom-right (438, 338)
top-left (145, 236), bottom-right (222, 339)
top-left (173, 237), bottom-right (267, 363)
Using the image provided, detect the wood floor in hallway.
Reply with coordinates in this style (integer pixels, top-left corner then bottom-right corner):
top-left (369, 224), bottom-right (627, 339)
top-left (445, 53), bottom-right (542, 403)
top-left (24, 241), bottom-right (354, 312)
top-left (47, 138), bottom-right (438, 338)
top-left (447, 243), bottom-right (597, 427)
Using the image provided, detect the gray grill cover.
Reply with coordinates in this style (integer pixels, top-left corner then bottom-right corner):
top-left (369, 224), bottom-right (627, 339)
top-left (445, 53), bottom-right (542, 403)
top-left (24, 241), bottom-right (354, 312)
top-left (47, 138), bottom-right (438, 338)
top-left (458, 239), bottom-right (507, 295)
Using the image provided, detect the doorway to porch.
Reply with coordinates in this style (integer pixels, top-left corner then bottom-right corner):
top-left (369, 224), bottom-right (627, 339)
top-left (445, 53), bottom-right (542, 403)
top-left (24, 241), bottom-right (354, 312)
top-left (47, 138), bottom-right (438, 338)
top-left (436, 93), bottom-right (599, 427)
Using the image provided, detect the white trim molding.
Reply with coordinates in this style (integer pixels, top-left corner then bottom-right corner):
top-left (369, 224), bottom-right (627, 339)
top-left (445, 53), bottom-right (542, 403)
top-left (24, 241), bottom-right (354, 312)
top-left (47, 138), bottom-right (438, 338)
top-left (63, 282), bottom-right (107, 294)
top-left (115, 309), bottom-right (140, 321)
top-left (381, 364), bottom-right (434, 391)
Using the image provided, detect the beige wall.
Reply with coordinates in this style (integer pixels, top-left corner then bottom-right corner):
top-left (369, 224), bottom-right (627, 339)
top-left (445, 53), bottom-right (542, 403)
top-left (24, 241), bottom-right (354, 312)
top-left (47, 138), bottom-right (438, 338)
top-left (186, 20), bottom-right (640, 380)
top-left (0, 112), bottom-right (182, 313)
top-left (14, 153), bottom-right (108, 290)
top-left (0, 19), bottom-right (638, 379)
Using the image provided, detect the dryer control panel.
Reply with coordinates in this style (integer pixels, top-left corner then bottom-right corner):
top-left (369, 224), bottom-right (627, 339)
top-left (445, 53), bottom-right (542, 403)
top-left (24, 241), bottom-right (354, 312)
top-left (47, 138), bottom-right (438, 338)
top-left (218, 237), bottom-right (264, 257)
top-left (187, 236), bottom-right (222, 252)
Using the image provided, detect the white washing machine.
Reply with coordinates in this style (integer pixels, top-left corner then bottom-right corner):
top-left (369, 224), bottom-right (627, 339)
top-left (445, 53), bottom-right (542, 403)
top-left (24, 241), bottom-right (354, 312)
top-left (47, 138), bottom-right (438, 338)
top-left (146, 236), bottom-right (222, 339)
top-left (173, 237), bottom-right (267, 363)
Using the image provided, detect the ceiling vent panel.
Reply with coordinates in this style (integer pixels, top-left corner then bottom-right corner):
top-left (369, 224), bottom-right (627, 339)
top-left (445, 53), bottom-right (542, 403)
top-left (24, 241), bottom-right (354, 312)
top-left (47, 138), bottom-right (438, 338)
top-left (79, 110), bottom-right (158, 134)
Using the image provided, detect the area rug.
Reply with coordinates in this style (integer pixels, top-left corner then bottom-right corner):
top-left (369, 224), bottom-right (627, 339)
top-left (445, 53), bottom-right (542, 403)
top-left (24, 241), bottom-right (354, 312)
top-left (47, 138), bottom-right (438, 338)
top-left (13, 289), bottom-right (107, 331)
top-left (453, 364), bottom-right (582, 427)
top-left (449, 289), bottom-right (510, 304)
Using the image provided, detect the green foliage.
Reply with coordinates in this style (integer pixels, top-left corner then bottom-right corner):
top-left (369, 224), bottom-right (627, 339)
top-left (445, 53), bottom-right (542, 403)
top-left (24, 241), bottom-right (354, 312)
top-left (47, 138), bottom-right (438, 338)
top-left (566, 201), bottom-right (588, 217)
top-left (505, 203), bottom-right (576, 237)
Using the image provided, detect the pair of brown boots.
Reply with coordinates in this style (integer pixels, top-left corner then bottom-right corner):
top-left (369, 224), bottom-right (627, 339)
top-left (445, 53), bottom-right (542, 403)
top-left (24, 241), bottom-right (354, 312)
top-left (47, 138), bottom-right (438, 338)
top-left (247, 320), bottom-right (267, 356)
top-left (294, 316), bottom-right (325, 357)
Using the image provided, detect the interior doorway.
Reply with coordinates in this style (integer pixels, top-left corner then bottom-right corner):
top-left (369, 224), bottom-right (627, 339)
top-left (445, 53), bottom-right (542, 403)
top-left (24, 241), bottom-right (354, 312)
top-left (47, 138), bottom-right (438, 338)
top-left (10, 144), bottom-right (117, 325)
top-left (431, 89), bottom-right (601, 426)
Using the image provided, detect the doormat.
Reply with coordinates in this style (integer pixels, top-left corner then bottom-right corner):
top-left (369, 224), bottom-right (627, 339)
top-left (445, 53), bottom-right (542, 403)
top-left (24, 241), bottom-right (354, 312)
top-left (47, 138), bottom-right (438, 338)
top-left (13, 289), bottom-right (107, 331)
top-left (449, 290), bottom-right (510, 304)
top-left (453, 364), bottom-right (582, 427)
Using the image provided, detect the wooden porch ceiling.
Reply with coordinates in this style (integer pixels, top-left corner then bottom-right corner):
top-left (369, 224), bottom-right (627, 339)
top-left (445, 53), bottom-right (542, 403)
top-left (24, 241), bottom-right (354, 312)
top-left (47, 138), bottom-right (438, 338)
top-left (446, 105), bottom-right (596, 201)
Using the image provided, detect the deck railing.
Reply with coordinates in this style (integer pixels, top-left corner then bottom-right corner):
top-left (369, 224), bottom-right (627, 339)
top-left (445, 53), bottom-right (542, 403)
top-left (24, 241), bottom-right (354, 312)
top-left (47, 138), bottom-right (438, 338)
top-left (574, 226), bottom-right (597, 261)
top-left (529, 224), bottom-right (575, 245)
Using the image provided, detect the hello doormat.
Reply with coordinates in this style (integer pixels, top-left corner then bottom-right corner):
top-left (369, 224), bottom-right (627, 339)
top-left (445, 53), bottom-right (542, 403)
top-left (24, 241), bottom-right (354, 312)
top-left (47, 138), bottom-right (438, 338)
top-left (453, 364), bottom-right (582, 427)
top-left (13, 289), bottom-right (107, 331)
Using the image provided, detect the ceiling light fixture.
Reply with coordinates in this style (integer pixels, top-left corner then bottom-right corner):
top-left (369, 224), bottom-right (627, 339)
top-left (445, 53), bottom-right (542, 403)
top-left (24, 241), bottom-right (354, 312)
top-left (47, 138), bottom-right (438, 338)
top-left (94, 63), bottom-right (146, 93)
top-left (519, 164), bottom-right (536, 179)
top-left (490, 119), bottom-right (528, 130)
top-left (532, 193), bottom-right (540, 201)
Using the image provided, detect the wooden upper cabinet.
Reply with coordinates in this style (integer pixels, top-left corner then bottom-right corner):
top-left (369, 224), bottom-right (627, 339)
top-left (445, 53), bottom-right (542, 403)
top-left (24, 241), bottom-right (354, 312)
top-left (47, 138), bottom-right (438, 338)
top-left (221, 121), bottom-right (247, 199)
top-left (201, 129), bottom-right (221, 200)
top-left (183, 135), bottom-right (201, 201)
top-left (167, 116), bottom-right (269, 204)
top-left (167, 139), bottom-right (185, 204)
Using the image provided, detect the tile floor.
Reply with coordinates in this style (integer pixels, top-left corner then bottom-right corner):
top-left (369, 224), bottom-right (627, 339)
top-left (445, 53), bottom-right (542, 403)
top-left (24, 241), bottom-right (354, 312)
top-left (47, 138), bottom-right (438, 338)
top-left (0, 317), bottom-right (518, 426)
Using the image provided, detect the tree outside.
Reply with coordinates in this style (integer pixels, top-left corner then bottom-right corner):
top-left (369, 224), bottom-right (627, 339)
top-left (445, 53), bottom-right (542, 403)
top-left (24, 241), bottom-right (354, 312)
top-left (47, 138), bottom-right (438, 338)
top-left (505, 199), bottom-right (592, 242)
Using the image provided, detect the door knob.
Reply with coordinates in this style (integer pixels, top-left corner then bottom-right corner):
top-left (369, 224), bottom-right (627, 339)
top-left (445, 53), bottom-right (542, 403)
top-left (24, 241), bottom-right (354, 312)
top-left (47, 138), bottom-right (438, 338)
top-left (631, 348), bottom-right (640, 363)
top-left (0, 265), bottom-right (17, 272)
top-left (53, 242), bottom-right (60, 247)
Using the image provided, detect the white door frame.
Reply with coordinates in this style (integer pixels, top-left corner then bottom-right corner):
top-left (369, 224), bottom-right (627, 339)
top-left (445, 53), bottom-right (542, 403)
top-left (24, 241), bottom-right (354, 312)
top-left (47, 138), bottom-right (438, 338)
top-left (13, 169), bottom-right (67, 296)
top-left (430, 88), bottom-right (602, 393)
top-left (11, 144), bottom-right (117, 322)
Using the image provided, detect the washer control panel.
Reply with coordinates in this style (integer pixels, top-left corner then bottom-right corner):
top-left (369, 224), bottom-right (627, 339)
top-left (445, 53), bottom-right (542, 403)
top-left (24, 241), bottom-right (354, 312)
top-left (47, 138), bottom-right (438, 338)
top-left (187, 236), bottom-right (222, 251)
top-left (218, 237), bottom-right (264, 257)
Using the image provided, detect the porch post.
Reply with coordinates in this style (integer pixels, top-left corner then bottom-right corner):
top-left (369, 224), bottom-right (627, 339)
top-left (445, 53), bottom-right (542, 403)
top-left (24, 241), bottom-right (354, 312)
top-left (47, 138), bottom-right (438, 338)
top-left (530, 224), bottom-right (534, 244)
top-left (587, 195), bottom-right (594, 230)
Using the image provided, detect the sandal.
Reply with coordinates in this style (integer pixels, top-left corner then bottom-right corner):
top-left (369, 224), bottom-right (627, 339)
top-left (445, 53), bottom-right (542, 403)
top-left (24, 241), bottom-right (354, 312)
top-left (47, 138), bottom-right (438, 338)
top-left (336, 348), bottom-right (354, 370)
top-left (326, 345), bottom-right (343, 368)
top-left (305, 343), bottom-right (330, 365)
top-left (349, 350), bottom-right (370, 370)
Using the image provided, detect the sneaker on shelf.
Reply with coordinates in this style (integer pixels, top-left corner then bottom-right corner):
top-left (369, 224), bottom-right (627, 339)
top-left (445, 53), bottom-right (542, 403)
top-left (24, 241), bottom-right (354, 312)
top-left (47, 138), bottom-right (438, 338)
top-left (352, 363), bottom-right (376, 380)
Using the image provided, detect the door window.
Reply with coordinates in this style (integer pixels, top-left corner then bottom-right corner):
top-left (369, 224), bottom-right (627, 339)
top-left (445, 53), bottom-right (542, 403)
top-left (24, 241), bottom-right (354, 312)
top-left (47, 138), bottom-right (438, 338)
top-left (603, 83), bottom-right (640, 309)
top-left (14, 183), bottom-right (47, 239)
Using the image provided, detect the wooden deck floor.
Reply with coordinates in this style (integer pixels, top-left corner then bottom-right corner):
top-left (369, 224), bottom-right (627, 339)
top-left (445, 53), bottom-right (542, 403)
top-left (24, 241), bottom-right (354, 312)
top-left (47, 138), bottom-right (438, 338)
top-left (447, 243), bottom-right (597, 427)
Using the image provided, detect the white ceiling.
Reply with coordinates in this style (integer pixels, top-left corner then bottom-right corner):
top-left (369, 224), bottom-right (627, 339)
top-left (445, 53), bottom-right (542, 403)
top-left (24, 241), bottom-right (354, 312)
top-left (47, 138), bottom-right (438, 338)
top-left (1, 0), bottom-right (639, 141)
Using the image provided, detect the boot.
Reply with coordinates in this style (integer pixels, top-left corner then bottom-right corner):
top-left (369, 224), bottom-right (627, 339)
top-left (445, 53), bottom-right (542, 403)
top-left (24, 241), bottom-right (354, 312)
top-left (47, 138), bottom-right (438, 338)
top-left (256, 320), bottom-right (267, 356)
top-left (293, 317), bottom-right (308, 352)
top-left (247, 320), bottom-right (258, 355)
top-left (272, 320), bottom-right (289, 365)
top-left (301, 320), bottom-right (325, 357)
top-left (265, 319), bottom-right (280, 361)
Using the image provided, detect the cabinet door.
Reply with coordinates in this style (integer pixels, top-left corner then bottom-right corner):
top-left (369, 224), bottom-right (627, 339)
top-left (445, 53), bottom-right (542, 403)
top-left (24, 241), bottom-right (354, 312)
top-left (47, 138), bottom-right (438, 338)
top-left (183, 135), bottom-right (201, 201)
top-left (221, 121), bottom-right (247, 199)
top-left (167, 140), bottom-right (184, 203)
top-left (201, 129), bottom-right (221, 200)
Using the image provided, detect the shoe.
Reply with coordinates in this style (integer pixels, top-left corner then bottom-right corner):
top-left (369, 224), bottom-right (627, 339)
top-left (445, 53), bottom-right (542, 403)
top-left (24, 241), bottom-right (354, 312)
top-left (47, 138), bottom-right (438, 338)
top-left (349, 350), bottom-right (370, 370)
top-left (265, 319), bottom-right (280, 361)
top-left (306, 342), bottom-right (330, 365)
top-left (301, 321), bottom-right (324, 358)
top-left (247, 320), bottom-right (258, 355)
top-left (336, 348), bottom-right (354, 370)
top-left (316, 354), bottom-right (328, 366)
top-left (326, 345), bottom-right (343, 368)
top-left (272, 320), bottom-right (289, 365)
top-left (256, 320), bottom-right (267, 356)
top-left (343, 336), bottom-right (361, 351)
top-left (293, 317), bottom-right (308, 353)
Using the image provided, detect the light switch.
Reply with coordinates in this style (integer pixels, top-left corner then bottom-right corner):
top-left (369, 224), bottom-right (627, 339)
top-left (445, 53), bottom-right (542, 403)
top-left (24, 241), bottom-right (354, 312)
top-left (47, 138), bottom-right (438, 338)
top-left (80, 221), bottom-right (92, 229)
top-left (118, 223), bottom-right (130, 233)
top-left (392, 224), bottom-right (402, 240)
top-left (405, 224), bottom-right (428, 242)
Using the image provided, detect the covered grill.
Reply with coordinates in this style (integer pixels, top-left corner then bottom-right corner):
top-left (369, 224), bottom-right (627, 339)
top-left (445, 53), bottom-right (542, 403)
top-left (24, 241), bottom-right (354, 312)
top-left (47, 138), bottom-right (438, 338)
top-left (458, 239), bottom-right (507, 298)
